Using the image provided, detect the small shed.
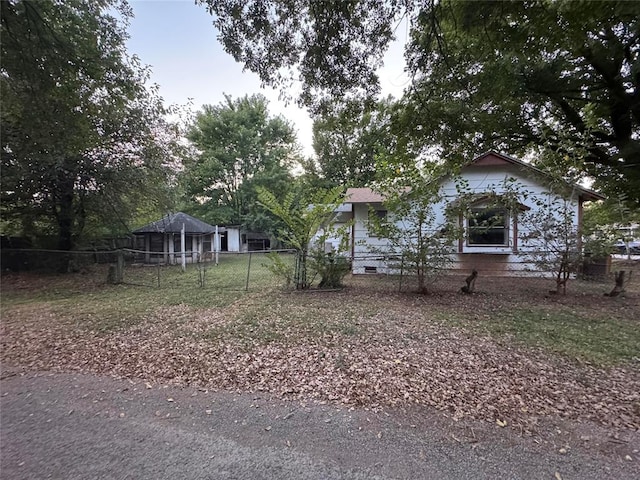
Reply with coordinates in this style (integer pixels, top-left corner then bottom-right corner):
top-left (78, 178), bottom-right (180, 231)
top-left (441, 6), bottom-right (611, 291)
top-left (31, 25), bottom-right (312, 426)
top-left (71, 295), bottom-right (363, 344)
top-left (132, 212), bottom-right (221, 264)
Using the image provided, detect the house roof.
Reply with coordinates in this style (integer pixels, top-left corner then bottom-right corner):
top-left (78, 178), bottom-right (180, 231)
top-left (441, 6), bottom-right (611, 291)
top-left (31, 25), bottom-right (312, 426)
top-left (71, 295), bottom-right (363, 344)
top-left (345, 187), bottom-right (385, 203)
top-left (468, 151), bottom-right (605, 202)
top-left (133, 212), bottom-right (217, 234)
top-left (344, 151), bottom-right (605, 204)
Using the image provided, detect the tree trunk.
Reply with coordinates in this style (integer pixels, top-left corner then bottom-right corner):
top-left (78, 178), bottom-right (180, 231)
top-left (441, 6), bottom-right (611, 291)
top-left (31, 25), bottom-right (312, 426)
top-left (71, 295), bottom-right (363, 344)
top-left (295, 250), bottom-right (308, 290)
top-left (605, 270), bottom-right (630, 297)
top-left (55, 190), bottom-right (75, 273)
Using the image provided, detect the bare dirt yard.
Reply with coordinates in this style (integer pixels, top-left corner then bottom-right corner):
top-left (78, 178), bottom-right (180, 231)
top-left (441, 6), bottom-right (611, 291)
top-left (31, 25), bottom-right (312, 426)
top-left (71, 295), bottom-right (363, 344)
top-left (1, 259), bottom-right (639, 461)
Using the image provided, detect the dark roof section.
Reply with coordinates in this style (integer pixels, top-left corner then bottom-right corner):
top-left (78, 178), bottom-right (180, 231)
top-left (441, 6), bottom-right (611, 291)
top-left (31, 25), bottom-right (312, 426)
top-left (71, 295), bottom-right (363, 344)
top-left (133, 212), bottom-right (217, 234)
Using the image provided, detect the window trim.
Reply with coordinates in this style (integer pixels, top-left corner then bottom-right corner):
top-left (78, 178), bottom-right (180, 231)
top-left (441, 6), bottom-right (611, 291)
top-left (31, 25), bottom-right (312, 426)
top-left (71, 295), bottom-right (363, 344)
top-left (466, 207), bottom-right (510, 247)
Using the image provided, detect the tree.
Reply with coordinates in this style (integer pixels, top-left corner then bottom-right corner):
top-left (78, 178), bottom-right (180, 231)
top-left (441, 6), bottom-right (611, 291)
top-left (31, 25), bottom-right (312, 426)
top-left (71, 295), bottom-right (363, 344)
top-left (1, 0), bottom-right (180, 256)
top-left (199, 0), bottom-right (400, 112)
top-left (403, 0), bottom-right (640, 204)
top-left (312, 97), bottom-right (397, 187)
top-left (256, 185), bottom-right (345, 289)
top-left (583, 195), bottom-right (640, 259)
top-left (181, 94), bottom-right (298, 227)
top-left (519, 199), bottom-right (583, 295)
top-left (199, 0), bottom-right (640, 205)
top-left (367, 161), bottom-right (460, 293)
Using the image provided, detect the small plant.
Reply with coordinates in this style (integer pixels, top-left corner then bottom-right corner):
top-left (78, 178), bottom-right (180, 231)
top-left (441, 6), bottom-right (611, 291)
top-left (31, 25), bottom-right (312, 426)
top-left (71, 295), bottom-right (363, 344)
top-left (257, 186), bottom-right (346, 290)
top-left (309, 250), bottom-right (351, 289)
top-left (262, 251), bottom-right (294, 288)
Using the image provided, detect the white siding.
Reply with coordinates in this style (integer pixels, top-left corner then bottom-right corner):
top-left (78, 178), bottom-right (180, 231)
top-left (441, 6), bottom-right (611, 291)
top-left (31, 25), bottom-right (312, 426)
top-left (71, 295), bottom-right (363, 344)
top-left (227, 228), bottom-right (241, 252)
top-left (350, 164), bottom-right (582, 275)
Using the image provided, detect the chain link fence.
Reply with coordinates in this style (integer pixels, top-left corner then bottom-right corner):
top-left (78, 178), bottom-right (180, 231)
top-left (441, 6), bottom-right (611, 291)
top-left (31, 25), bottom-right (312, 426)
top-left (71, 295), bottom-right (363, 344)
top-left (0, 248), bottom-right (298, 292)
top-left (1, 246), bottom-right (614, 296)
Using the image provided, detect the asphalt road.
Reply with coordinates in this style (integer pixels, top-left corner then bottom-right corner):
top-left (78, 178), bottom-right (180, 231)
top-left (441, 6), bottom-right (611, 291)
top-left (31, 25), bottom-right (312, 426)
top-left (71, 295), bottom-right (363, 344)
top-left (1, 371), bottom-right (638, 480)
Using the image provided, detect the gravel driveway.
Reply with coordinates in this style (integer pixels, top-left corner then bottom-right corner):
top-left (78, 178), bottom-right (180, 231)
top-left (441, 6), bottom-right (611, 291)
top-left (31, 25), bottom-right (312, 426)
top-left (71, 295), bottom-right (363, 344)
top-left (1, 371), bottom-right (638, 480)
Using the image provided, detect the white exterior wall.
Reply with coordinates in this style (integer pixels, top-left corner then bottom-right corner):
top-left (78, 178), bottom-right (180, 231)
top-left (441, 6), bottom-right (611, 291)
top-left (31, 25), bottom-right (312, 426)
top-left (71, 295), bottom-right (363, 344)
top-left (227, 227), bottom-right (241, 252)
top-left (311, 205), bottom-right (353, 252)
top-left (350, 165), bottom-right (582, 276)
top-left (442, 166), bottom-right (580, 274)
top-left (352, 201), bottom-right (407, 274)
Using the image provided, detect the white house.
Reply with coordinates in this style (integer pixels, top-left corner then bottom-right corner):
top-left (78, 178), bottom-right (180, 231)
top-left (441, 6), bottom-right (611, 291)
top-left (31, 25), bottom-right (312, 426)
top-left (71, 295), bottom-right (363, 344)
top-left (344, 151), bottom-right (604, 275)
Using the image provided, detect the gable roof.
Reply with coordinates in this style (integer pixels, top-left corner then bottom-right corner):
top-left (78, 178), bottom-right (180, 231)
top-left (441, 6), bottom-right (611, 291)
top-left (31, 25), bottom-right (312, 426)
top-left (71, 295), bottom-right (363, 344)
top-left (133, 212), bottom-right (217, 234)
top-left (345, 187), bottom-right (385, 204)
top-left (344, 151), bottom-right (605, 204)
top-left (468, 151), bottom-right (605, 201)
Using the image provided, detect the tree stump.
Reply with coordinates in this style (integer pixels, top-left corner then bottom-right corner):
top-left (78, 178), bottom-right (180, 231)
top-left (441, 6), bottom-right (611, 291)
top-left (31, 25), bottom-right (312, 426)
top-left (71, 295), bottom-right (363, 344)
top-left (460, 269), bottom-right (478, 294)
top-left (604, 270), bottom-right (631, 297)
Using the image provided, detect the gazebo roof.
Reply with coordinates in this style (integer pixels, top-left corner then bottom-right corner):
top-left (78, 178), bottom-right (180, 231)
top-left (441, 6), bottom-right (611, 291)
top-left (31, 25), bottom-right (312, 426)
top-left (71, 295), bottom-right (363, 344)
top-left (133, 212), bottom-right (217, 234)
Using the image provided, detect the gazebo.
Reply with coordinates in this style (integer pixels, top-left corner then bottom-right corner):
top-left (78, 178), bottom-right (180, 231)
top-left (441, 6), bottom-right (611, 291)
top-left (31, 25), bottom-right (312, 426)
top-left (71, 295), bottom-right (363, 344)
top-left (132, 212), bottom-right (221, 264)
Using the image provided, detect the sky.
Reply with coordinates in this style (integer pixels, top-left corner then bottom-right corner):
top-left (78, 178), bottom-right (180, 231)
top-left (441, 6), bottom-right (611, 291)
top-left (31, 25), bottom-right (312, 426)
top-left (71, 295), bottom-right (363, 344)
top-left (124, 0), bottom-right (409, 157)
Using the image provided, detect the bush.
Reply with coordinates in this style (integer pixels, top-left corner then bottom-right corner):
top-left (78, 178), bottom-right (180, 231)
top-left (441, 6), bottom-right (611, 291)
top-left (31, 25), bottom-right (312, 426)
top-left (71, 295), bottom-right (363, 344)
top-left (310, 251), bottom-right (350, 289)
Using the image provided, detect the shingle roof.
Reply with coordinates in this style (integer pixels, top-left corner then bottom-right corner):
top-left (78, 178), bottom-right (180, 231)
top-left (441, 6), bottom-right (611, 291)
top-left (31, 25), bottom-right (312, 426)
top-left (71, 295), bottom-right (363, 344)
top-left (345, 187), bottom-right (386, 203)
top-left (133, 212), bottom-right (217, 234)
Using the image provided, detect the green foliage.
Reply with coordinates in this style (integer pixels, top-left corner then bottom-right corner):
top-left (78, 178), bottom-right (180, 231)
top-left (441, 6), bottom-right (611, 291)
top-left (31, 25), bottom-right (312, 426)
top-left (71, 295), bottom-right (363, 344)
top-left (401, 0), bottom-right (640, 205)
top-left (583, 196), bottom-right (640, 234)
top-left (257, 185), bottom-right (345, 289)
top-left (582, 196), bottom-right (639, 258)
top-left (309, 251), bottom-right (351, 289)
top-left (368, 162), bottom-right (461, 293)
top-left (312, 97), bottom-right (397, 187)
top-left (181, 94), bottom-right (298, 228)
top-left (0, 0), bottom-right (181, 253)
top-left (201, 0), bottom-right (640, 205)
top-left (262, 251), bottom-right (295, 288)
top-left (200, 0), bottom-right (399, 110)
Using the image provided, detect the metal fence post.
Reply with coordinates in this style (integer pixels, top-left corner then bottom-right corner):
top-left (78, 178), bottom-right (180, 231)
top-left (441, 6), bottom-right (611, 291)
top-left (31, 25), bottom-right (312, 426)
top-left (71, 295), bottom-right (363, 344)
top-left (399, 253), bottom-right (404, 292)
top-left (245, 252), bottom-right (252, 291)
top-left (116, 250), bottom-right (124, 284)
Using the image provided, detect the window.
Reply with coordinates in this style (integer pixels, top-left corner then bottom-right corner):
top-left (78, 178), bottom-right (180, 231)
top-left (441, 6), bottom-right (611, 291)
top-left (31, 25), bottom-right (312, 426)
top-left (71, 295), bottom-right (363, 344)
top-left (174, 235), bottom-right (192, 253)
top-left (369, 209), bottom-right (387, 222)
top-left (467, 208), bottom-right (509, 246)
top-left (367, 209), bottom-right (387, 238)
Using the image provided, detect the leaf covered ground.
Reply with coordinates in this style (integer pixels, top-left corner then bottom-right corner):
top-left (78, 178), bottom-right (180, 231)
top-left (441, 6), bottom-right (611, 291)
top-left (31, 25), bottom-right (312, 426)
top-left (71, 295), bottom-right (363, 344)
top-left (1, 263), bottom-right (639, 435)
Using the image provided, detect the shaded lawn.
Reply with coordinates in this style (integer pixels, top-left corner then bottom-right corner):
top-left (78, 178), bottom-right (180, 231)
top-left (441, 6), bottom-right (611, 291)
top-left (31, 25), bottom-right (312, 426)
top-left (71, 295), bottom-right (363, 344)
top-left (2, 261), bottom-right (638, 366)
top-left (1, 260), bottom-right (639, 431)
top-left (1, 253), bottom-right (281, 332)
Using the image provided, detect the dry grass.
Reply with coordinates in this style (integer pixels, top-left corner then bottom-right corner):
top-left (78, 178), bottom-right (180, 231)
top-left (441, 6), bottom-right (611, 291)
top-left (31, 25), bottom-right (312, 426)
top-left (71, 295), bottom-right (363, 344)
top-left (1, 260), bottom-right (639, 432)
